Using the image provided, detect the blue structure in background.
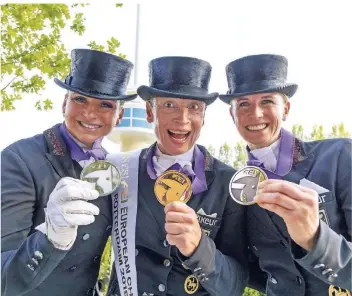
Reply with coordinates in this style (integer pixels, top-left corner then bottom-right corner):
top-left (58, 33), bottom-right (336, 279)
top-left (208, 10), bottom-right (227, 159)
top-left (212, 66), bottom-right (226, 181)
top-left (117, 106), bottom-right (153, 129)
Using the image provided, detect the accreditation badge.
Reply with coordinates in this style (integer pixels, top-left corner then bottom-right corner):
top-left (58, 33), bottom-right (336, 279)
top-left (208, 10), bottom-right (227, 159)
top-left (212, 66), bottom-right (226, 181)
top-left (154, 170), bottom-right (192, 206)
top-left (81, 160), bottom-right (121, 196)
top-left (229, 166), bottom-right (267, 205)
top-left (184, 275), bottom-right (199, 294)
top-left (329, 285), bottom-right (351, 296)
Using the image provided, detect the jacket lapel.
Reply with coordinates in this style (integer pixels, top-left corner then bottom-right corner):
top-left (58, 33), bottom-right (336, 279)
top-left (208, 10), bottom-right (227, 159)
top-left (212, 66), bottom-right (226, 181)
top-left (198, 145), bottom-right (216, 188)
top-left (44, 124), bottom-right (78, 179)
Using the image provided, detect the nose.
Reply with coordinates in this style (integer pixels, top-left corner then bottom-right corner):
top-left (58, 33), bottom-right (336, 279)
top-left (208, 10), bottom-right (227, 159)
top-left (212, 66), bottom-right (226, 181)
top-left (82, 104), bottom-right (98, 120)
top-left (249, 104), bottom-right (264, 119)
top-left (174, 107), bottom-right (190, 124)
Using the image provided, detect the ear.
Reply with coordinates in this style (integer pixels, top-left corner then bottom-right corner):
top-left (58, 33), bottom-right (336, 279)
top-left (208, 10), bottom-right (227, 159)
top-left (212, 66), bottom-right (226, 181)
top-left (284, 101), bottom-right (291, 119)
top-left (62, 94), bottom-right (68, 116)
top-left (115, 107), bottom-right (125, 126)
top-left (146, 102), bottom-right (154, 123)
top-left (229, 106), bottom-right (234, 119)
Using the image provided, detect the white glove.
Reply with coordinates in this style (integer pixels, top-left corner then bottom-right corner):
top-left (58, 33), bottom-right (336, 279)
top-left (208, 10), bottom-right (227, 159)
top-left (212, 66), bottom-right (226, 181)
top-left (36, 177), bottom-right (99, 250)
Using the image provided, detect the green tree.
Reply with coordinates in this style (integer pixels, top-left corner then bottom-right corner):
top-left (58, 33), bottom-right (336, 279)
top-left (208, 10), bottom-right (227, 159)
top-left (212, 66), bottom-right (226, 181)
top-left (233, 141), bottom-right (247, 169)
top-left (1, 3), bottom-right (124, 111)
top-left (99, 237), bottom-right (112, 294)
top-left (292, 123), bottom-right (350, 141)
top-left (207, 144), bottom-right (216, 157)
top-left (310, 124), bottom-right (325, 140)
top-left (291, 124), bottom-right (305, 140)
top-left (330, 123), bottom-right (351, 138)
top-left (242, 287), bottom-right (266, 296)
top-left (218, 143), bottom-right (233, 165)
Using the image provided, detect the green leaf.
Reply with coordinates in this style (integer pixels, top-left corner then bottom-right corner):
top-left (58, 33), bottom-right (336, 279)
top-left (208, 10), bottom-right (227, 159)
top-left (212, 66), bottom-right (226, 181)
top-left (1, 4), bottom-right (126, 111)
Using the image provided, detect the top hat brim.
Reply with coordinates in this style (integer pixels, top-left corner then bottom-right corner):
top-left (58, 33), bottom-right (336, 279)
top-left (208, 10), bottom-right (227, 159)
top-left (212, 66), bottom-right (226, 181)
top-left (137, 85), bottom-right (219, 105)
top-left (219, 84), bottom-right (298, 105)
top-left (54, 78), bottom-right (137, 101)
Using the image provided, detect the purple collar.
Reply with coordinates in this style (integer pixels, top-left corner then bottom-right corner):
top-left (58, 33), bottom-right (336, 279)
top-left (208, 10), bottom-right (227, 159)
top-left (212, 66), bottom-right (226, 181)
top-left (59, 123), bottom-right (106, 162)
top-left (146, 144), bottom-right (208, 195)
top-left (247, 128), bottom-right (295, 177)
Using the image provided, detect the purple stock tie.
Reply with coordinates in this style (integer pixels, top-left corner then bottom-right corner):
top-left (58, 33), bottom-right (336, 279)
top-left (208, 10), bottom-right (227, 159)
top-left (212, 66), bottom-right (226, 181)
top-left (59, 123), bottom-right (106, 162)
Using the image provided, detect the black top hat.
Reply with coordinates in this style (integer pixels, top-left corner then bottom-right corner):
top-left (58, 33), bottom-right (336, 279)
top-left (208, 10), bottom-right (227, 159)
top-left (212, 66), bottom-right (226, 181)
top-left (54, 49), bottom-right (137, 101)
top-left (219, 54), bottom-right (298, 104)
top-left (137, 56), bottom-right (218, 105)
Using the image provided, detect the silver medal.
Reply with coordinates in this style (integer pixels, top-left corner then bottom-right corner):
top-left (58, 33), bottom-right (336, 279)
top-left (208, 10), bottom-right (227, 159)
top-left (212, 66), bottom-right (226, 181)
top-left (229, 166), bottom-right (267, 205)
top-left (81, 160), bottom-right (121, 196)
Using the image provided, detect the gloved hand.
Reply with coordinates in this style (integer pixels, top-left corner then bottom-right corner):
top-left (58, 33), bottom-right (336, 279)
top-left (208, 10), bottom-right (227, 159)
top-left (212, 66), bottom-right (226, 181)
top-left (36, 177), bottom-right (99, 250)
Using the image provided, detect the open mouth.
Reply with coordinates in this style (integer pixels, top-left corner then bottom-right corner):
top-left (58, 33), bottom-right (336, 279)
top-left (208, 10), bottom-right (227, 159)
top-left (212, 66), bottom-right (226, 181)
top-left (246, 124), bottom-right (268, 131)
top-left (167, 129), bottom-right (191, 142)
top-left (78, 121), bottom-right (103, 130)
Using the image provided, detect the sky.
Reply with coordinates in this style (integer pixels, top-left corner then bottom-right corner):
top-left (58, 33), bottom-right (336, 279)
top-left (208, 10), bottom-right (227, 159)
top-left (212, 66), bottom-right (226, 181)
top-left (1, 1), bottom-right (351, 151)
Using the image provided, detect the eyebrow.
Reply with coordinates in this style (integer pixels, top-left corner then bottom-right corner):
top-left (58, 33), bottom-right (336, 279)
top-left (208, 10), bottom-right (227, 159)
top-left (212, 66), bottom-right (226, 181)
top-left (261, 95), bottom-right (275, 99)
top-left (236, 97), bottom-right (249, 101)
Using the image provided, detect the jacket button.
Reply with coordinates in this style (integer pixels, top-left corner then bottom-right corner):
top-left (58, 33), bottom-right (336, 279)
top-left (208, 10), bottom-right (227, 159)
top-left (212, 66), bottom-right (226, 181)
top-left (68, 265), bottom-right (77, 272)
top-left (93, 255), bottom-right (101, 263)
top-left (163, 259), bottom-right (171, 267)
top-left (106, 225), bottom-right (112, 232)
top-left (86, 288), bottom-right (93, 295)
top-left (31, 258), bottom-right (39, 266)
top-left (270, 276), bottom-right (278, 284)
top-left (158, 284), bottom-right (166, 292)
top-left (83, 233), bottom-right (90, 241)
top-left (26, 263), bottom-right (35, 271)
top-left (135, 249), bottom-right (139, 256)
top-left (296, 276), bottom-right (302, 285)
top-left (34, 251), bottom-right (43, 260)
top-left (279, 240), bottom-right (287, 248)
top-left (163, 240), bottom-right (169, 248)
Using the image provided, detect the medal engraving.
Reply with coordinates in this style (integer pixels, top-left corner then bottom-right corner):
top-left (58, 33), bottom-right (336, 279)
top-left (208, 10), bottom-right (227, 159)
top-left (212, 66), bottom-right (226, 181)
top-left (81, 160), bottom-right (121, 196)
top-left (154, 170), bottom-right (192, 206)
top-left (229, 166), bottom-right (267, 205)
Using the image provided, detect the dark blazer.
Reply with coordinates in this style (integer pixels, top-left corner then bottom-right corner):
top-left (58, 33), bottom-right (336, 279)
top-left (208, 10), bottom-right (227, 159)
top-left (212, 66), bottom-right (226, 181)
top-left (1, 124), bottom-right (112, 296)
top-left (247, 138), bottom-right (352, 296)
top-left (107, 144), bottom-right (249, 296)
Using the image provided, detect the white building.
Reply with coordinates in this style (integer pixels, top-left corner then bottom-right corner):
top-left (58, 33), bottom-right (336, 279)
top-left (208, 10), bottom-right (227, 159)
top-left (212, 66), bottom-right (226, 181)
top-left (107, 97), bottom-right (156, 152)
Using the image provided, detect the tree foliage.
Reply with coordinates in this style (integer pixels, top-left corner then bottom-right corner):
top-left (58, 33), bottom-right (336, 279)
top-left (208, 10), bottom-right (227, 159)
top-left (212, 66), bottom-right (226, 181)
top-left (292, 123), bottom-right (351, 140)
top-left (1, 3), bottom-right (124, 111)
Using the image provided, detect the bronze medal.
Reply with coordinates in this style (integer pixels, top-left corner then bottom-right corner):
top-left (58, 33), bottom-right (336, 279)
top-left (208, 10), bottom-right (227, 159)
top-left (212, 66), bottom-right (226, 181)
top-left (81, 160), bottom-right (121, 196)
top-left (229, 166), bottom-right (267, 205)
top-left (154, 170), bottom-right (192, 206)
top-left (184, 275), bottom-right (199, 294)
top-left (329, 285), bottom-right (351, 296)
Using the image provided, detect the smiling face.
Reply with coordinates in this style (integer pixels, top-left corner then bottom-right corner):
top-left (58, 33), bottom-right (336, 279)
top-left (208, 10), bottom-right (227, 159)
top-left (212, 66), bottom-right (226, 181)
top-left (230, 92), bottom-right (290, 149)
top-left (146, 97), bottom-right (206, 155)
top-left (62, 91), bottom-right (124, 148)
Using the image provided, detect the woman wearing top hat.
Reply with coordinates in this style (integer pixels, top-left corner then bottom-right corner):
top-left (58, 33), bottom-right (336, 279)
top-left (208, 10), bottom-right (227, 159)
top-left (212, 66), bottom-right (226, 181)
top-left (219, 54), bottom-right (351, 296)
top-left (1, 49), bottom-right (137, 296)
top-left (107, 56), bottom-right (249, 296)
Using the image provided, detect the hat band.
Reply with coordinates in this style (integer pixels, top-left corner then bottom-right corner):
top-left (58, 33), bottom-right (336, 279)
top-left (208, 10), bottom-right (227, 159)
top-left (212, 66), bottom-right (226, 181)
top-left (64, 75), bottom-right (126, 96)
top-left (228, 79), bottom-right (286, 95)
top-left (152, 83), bottom-right (208, 96)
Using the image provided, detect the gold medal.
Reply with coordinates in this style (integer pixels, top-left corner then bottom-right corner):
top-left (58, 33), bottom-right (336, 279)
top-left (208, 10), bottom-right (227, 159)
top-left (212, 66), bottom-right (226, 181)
top-left (154, 170), bottom-right (192, 206)
top-left (184, 275), bottom-right (199, 294)
top-left (81, 160), bottom-right (121, 196)
top-left (329, 285), bottom-right (351, 296)
top-left (229, 166), bottom-right (267, 205)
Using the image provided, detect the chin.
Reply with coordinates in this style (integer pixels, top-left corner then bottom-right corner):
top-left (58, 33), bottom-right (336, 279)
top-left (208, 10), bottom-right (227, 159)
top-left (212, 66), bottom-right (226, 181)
top-left (165, 145), bottom-right (189, 156)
